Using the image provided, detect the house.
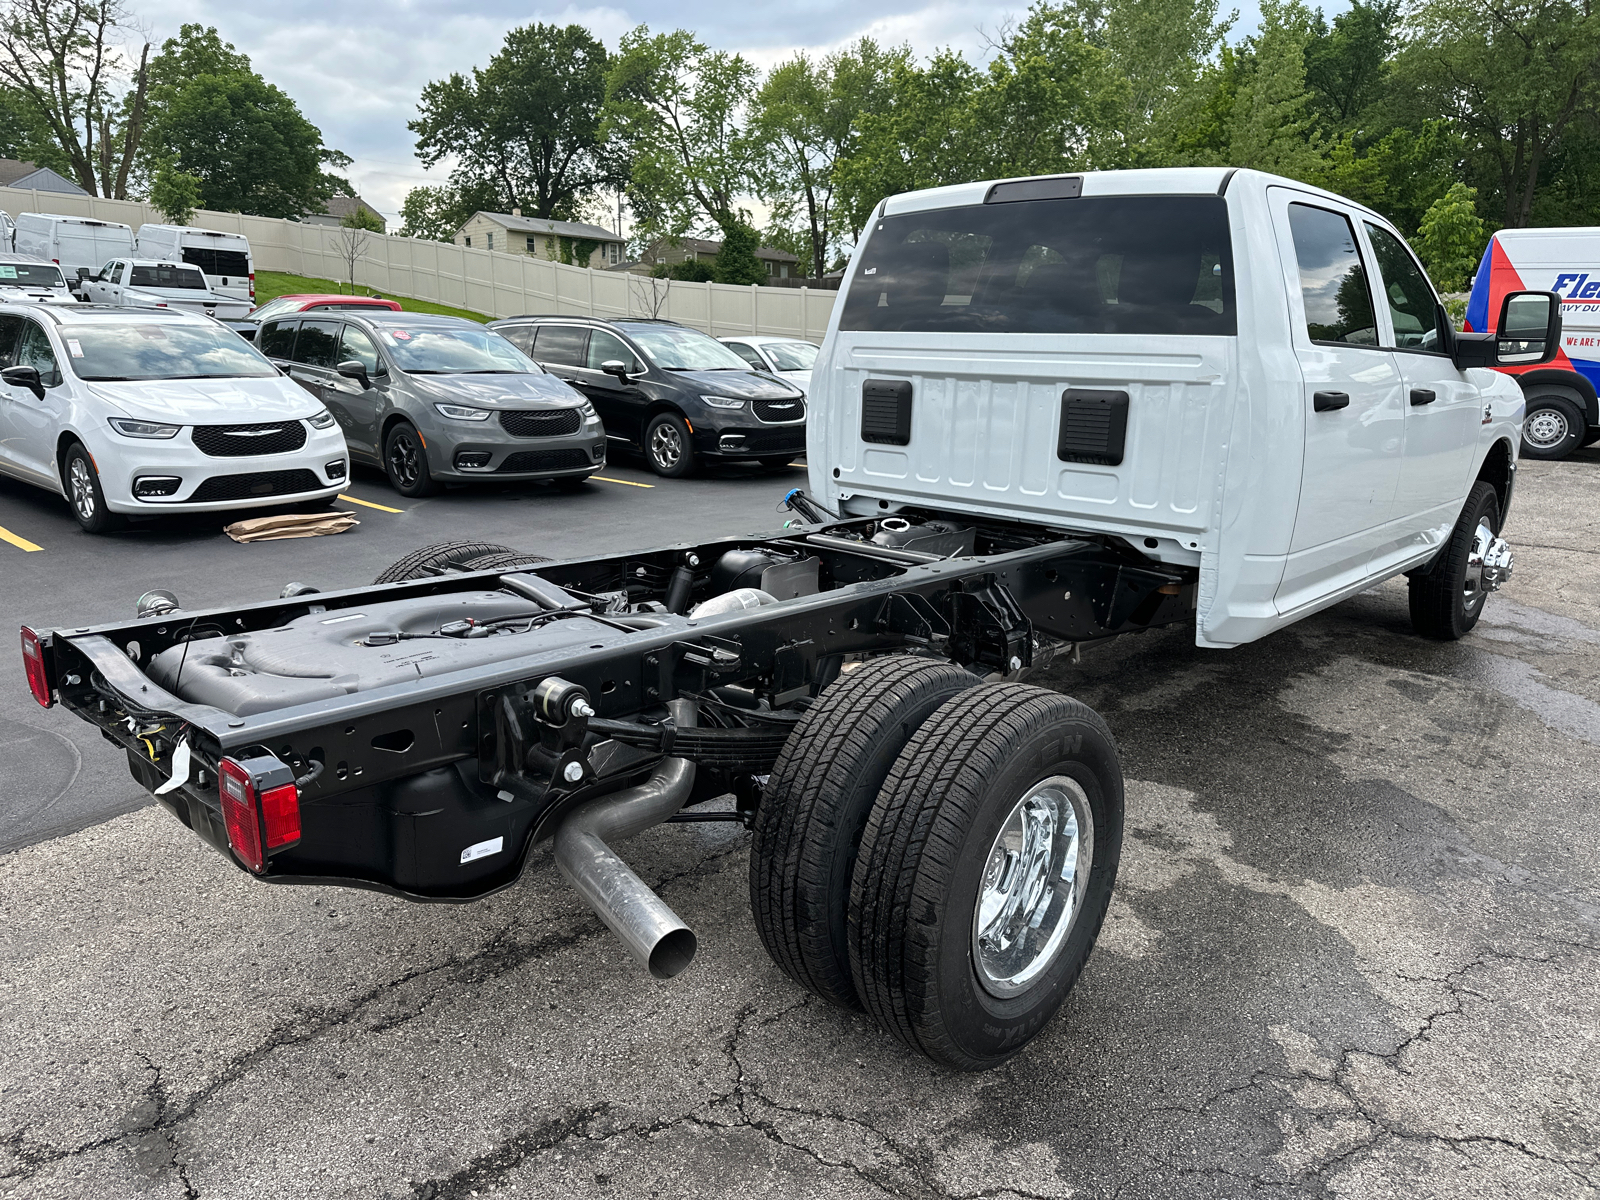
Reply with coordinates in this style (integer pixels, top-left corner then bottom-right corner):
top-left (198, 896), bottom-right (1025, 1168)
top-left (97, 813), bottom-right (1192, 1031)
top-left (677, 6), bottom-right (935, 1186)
top-left (453, 210), bottom-right (626, 269)
top-left (303, 194), bottom-right (387, 233)
top-left (642, 236), bottom-right (802, 280)
top-left (0, 159), bottom-right (89, 195)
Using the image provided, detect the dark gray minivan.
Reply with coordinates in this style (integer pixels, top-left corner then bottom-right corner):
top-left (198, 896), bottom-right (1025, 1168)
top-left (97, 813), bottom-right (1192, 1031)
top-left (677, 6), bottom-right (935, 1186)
top-left (258, 312), bottom-right (605, 497)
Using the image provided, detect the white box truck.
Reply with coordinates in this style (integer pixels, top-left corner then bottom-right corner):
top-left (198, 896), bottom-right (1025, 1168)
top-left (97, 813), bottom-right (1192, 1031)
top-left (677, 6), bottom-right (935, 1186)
top-left (12, 214), bottom-right (135, 296)
top-left (135, 224), bottom-right (254, 304)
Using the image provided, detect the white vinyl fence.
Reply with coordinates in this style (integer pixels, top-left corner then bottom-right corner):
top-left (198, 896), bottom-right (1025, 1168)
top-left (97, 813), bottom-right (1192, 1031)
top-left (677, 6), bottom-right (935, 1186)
top-left (0, 185), bottom-right (840, 341)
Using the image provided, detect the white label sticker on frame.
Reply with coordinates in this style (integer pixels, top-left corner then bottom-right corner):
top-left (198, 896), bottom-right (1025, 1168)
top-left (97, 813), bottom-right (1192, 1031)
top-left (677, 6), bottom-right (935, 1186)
top-left (460, 836), bottom-right (504, 864)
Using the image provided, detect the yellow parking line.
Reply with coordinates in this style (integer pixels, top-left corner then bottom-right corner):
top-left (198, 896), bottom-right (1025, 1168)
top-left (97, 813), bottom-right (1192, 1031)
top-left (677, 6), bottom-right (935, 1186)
top-left (592, 476), bottom-right (654, 488)
top-left (338, 494), bottom-right (405, 513)
top-left (0, 524), bottom-right (42, 552)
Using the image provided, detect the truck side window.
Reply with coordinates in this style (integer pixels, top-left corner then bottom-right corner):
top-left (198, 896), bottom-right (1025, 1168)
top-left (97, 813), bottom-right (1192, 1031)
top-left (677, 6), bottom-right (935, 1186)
top-left (1364, 224), bottom-right (1444, 352)
top-left (1287, 204), bottom-right (1377, 346)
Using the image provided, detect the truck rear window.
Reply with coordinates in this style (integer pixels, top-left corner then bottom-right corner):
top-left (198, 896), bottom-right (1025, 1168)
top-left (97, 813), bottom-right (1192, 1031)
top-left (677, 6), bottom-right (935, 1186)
top-left (182, 247), bottom-right (251, 276)
top-left (840, 196), bottom-right (1235, 336)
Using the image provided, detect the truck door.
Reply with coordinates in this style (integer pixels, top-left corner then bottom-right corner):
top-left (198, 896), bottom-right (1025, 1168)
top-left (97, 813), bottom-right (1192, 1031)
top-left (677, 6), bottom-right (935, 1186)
top-left (1361, 221), bottom-right (1481, 557)
top-left (1270, 191), bottom-right (1406, 613)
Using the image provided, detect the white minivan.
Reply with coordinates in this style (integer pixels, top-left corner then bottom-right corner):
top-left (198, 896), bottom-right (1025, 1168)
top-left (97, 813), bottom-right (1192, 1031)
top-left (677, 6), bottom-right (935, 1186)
top-left (136, 224), bottom-right (254, 304)
top-left (0, 302), bottom-right (347, 532)
top-left (12, 214), bottom-right (135, 296)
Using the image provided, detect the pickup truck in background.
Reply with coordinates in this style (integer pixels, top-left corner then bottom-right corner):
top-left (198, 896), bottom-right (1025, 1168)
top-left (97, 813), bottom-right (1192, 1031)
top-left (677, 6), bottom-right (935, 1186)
top-left (77, 258), bottom-right (252, 320)
top-left (21, 167), bottom-right (1555, 1073)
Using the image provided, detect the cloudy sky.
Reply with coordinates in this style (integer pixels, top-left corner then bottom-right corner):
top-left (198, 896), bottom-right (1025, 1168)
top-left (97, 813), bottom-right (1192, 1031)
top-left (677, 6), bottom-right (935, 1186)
top-left (131, 0), bottom-right (1303, 226)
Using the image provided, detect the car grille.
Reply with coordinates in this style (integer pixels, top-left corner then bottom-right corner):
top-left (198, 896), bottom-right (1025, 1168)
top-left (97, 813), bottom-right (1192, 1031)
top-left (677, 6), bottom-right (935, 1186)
top-left (191, 420), bottom-right (307, 457)
top-left (752, 398), bottom-right (806, 423)
top-left (499, 409), bottom-right (582, 437)
top-left (190, 469), bottom-right (324, 502)
top-left (730, 429), bottom-right (806, 455)
top-left (498, 449), bottom-right (592, 474)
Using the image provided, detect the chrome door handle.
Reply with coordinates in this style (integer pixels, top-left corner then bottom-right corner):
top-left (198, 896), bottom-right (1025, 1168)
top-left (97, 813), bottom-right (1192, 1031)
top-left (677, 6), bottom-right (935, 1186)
top-left (1313, 391), bottom-right (1350, 412)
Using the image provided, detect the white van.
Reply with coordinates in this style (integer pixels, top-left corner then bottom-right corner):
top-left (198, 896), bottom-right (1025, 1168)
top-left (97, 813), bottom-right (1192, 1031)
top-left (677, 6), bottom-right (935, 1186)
top-left (13, 214), bottom-right (135, 295)
top-left (135, 224), bottom-right (254, 304)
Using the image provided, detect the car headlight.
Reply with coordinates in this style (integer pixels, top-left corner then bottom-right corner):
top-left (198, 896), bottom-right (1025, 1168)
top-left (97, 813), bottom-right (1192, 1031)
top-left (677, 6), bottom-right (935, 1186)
top-left (434, 403), bottom-right (493, 422)
top-left (306, 409), bottom-right (337, 429)
top-left (701, 395), bottom-right (745, 410)
top-left (108, 417), bottom-right (180, 439)
top-left (577, 399), bottom-right (597, 418)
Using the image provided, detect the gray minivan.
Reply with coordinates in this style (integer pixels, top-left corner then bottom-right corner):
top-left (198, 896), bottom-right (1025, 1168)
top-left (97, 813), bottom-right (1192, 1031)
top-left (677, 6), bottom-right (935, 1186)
top-left (257, 312), bottom-right (605, 497)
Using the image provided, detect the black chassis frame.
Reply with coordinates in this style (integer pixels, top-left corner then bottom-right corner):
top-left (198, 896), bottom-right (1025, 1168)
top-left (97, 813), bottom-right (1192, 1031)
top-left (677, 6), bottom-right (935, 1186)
top-left (35, 514), bottom-right (1194, 900)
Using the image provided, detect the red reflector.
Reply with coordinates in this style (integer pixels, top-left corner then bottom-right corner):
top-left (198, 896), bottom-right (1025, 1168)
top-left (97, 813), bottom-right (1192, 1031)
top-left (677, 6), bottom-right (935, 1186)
top-left (261, 782), bottom-right (301, 849)
top-left (219, 759), bottom-right (264, 873)
top-left (20, 626), bottom-right (52, 708)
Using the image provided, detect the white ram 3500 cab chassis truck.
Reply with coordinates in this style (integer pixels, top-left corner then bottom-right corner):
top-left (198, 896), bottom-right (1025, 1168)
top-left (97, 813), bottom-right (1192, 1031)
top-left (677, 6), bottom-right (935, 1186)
top-left (810, 166), bottom-right (1535, 647)
top-left (27, 168), bottom-right (1553, 1073)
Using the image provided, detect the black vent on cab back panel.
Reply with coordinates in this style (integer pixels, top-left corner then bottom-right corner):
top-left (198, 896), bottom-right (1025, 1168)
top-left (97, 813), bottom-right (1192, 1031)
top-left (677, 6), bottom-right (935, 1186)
top-left (1056, 389), bottom-right (1130, 465)
top-left (861, 379), bottom-right (912, 445)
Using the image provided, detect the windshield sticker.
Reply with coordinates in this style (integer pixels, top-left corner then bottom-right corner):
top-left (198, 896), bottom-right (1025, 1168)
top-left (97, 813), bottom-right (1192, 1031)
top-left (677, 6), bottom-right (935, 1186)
top-left (66, 339), bottom-right (84, 358)
top-left (0, 266), bottom-right (15, 279)
top-left (391, 330), bottom-right (412, 340)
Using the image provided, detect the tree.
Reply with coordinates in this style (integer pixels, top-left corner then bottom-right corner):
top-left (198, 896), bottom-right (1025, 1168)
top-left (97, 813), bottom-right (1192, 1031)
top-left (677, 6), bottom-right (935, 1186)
top-left (0, 0), bottom-right (149, 197)
top-left (341, 205), bottom-right (385, 233)
top-left (410, 24), bottom-right (626, 222)
top-left (602, 26), bottom-right (760, 240)
top-left (751, 40), bottom-right (907, 279)
top-left (1416, 183), bottom-right (1487, 291)
top-left (713, 221), bottom-right (765, 284)
top-left (397, 180), bottom-right (499, 242)
top-left (1400, 0), bottom-right (1600, 228)
top-left (149, 163), bottom-right (201, 224)
top-left (139, 25), bottom-right (345, 218)
top-left (1224, 0), bottom-right (1325, 181)
top-left (1303, 0), bottom-right (1400, 127)
top-left (334, 225), bottom-right (368, 292)
top-left (629, 271), bottom-right (671, 317)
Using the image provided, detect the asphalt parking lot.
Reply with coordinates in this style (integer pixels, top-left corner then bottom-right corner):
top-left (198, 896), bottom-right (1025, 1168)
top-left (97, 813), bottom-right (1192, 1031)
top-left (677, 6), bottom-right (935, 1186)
top-left (1, 451), bottom-right (1597, 1200)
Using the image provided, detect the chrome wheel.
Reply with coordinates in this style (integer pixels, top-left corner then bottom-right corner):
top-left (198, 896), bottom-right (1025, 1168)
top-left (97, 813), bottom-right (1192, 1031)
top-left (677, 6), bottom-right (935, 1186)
top-left (1464, 518), bottom-right (1513, 612)
top-left (1525, 406), bottom-right (1570, 450)
top-left (387, 430), bottom-right (422, 488)
top-left (68, 455), bottom-right (97, 523)
top-left (650, 422), bottom-right (683, 471)
top-left (972, 775), bottom-right (1094, 998)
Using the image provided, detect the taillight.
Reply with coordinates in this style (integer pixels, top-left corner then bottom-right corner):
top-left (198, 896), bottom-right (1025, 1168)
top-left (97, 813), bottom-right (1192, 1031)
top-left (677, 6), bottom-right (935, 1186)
top-left (20, 626), bottom-right (53, 708)
top-left (219, 754), bottom-right (301, 873)
top-left (249, 271), bottom-right (256, 302)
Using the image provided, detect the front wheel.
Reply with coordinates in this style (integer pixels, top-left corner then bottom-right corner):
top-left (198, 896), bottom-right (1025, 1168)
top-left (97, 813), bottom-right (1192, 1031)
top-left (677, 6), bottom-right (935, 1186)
top-left (849, 684), bottom-right (1123, 1071)
top-left (63, 442), bottom-right (124, 534)
top-left (645, 413), bottom-right (695, 478)
top-left (1409, 480), bottom-right (1509, 640)
top-left (1520, 391), bottom-right (1585, 460)
top-left (383, 421), bottom-right (440, 497)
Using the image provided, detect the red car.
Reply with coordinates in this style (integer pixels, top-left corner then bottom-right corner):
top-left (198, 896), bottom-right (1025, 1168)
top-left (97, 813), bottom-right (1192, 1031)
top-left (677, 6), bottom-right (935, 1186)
top-left (231, 293), bottom-right (402, 341)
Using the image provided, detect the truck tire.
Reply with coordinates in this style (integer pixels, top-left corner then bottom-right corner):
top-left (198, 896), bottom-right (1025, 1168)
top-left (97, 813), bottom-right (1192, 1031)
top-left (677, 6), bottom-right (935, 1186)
top-left (850, 684), bottom-right (1123, 1071)
top-left (373, 541), bottom-right (520, 584)
top-left (461, 550), bottom-right (554, 571)
top-left (383, 420), bottom-right (441, 497)
top-left (1520, 389), bottom-right (1585, 460)
top-left (750, 655), bottom-right (980, 1009)
top-left (645, 412), bottom-right (696, 478)
top-left (62, 441), bottom-right (125, 534)
top-left (1409, 480), bottom-right (1501, 640)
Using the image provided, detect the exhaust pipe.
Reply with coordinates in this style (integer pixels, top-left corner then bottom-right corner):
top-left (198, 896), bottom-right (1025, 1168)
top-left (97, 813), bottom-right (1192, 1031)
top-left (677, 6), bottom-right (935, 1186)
top-left (553, 698), bottom-right (699, 979)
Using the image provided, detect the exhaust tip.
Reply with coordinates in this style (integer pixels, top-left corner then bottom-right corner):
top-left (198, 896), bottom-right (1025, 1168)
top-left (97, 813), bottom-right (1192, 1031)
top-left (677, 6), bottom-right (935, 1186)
top-left (648, 927), bottom-right (698, 979)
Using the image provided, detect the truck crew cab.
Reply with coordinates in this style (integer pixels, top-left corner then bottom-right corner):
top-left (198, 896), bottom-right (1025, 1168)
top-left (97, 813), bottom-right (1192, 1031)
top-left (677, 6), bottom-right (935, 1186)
top-left (21, 169), bottom-right (1553, 1072)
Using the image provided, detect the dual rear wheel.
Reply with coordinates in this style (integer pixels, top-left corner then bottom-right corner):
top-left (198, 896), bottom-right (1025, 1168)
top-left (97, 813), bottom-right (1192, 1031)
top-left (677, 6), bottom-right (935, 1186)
top-left (751, 655), bottom-right (1123, 1071)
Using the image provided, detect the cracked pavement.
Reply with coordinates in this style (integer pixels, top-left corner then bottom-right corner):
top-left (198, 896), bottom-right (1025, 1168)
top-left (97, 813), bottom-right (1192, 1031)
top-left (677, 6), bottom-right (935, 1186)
top-left (2, 455), bottom-right (1598, 1199)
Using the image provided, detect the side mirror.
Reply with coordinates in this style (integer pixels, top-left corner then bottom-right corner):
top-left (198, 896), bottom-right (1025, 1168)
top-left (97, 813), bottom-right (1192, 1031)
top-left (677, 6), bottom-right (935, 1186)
top-left (2, 365), bottom-right (45, 399)
top-left (75, 267), bottom-right (91, 281)
top-left (335, 359), bottom-right (371, 388)
top-left (600, 358), bottom-right (633, 382)
top-left (1453, 290), bottom-right (1563, 369)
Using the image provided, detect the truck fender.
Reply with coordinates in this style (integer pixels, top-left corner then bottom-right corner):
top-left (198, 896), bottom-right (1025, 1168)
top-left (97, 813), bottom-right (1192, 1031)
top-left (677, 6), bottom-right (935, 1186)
top-left (1512, 368), bottom-right (1598, 427)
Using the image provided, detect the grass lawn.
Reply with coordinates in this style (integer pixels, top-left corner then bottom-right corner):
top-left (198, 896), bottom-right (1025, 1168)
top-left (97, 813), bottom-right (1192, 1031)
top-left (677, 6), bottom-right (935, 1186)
top-left (254, 270), bottom-right (491, 323)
